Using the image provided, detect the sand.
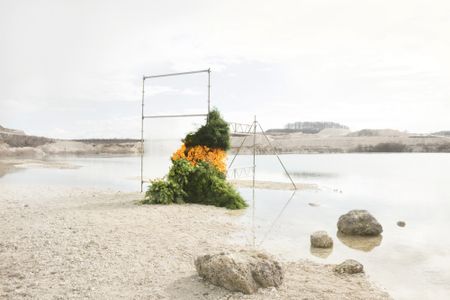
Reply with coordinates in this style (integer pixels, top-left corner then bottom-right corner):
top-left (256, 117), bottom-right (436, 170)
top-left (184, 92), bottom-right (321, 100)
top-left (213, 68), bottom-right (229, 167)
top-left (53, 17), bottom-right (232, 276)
top-left (0, 163), bottom-right (391, 299)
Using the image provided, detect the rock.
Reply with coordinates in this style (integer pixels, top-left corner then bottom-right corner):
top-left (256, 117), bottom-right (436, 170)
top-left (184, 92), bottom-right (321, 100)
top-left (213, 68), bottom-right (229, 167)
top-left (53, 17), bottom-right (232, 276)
top-left (310, 231), bottom-right (333, 248)
top-left (397, 221), bottom-right (406, 227)
top-left (194, 250), bottom-right (284, 294)
top-left (337, 210), bottom-right (383, 236)
top-left (334, 259), bottom-right (364, 274)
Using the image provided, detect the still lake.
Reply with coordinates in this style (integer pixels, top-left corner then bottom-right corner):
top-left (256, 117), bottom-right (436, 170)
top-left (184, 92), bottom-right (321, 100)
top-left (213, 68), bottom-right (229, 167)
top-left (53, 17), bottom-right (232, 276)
top-left (1, 153), bottom-right (449, 299)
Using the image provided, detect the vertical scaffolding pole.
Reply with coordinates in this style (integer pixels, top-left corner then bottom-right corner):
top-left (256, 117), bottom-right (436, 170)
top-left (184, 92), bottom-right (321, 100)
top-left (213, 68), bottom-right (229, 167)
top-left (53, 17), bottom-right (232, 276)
top-left (257, 122), bottom-right (297, 190)
top-left (251, 116), bottom-right (257, 248)
top-left (140, 77), bottom-right (145, 192)
top-left (140, 69), bottom-right (210, 192)
top-left (207, 68), bottom-right (211, 116)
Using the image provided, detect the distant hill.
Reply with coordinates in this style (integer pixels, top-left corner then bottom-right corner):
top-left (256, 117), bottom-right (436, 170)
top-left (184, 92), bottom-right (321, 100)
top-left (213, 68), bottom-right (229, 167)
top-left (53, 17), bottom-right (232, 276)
top-left (433, 131), bottom-right (450, 137)
top-left (267, 121), bottom-right (348, 134)
top-left (0, 124), bottom-right (25, 135)
top-left (347, 129), bottom-right (408, 137)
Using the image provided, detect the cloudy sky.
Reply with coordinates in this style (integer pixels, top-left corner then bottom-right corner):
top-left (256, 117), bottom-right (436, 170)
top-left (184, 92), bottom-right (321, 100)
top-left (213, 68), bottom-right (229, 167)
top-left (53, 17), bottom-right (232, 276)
top-left (1, 0), bottom-right (449, 138)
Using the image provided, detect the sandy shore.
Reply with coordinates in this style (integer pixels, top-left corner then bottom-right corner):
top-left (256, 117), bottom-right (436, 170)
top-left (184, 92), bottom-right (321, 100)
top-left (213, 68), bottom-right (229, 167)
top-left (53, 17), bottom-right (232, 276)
top-left (0, 169), bottom-right (391, 299)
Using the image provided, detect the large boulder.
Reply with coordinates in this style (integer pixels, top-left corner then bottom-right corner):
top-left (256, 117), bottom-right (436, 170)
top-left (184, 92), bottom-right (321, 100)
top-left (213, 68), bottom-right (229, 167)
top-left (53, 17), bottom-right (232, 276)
top-left (310, 231), bottom-right (333, 248)
top-left (194, 250), bottom-right (284, 294)
top-left (334, 259), bottom-right (364, 274)
top-left (337, 210), bottom-right (383, 236)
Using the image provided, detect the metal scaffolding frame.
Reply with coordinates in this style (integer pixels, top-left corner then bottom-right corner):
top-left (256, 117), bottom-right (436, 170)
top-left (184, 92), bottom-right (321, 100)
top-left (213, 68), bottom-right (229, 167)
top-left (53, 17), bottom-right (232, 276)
top-left (227, 116), bottom-right (297, 190)
top-left (140, 68), bottom-right (211, 192)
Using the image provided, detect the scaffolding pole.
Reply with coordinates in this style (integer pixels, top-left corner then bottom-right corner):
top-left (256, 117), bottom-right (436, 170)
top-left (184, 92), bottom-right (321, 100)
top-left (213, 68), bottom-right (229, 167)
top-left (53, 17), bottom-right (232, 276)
top-left (227, 116), bottom-right (297, 190)
top-left (140, 69), bottom-right (211, 192)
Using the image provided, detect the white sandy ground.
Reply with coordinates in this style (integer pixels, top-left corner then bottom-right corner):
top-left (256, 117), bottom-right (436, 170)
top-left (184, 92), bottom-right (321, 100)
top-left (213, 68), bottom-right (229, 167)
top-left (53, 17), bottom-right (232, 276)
top-left (0, 163), bottom-right (391, 299)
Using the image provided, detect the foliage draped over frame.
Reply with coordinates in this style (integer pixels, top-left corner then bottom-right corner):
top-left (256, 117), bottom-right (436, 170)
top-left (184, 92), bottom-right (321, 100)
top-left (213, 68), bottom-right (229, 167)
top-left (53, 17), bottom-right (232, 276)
top-left (143, 109), bottom-right (246, 209)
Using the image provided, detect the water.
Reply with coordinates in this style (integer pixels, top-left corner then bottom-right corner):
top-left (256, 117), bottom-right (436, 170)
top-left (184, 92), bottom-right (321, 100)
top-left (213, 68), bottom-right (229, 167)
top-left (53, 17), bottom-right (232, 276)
top-left (1, 154), bottom-right (449, 299)
top-left (231, 154), bottom-right (450, 300)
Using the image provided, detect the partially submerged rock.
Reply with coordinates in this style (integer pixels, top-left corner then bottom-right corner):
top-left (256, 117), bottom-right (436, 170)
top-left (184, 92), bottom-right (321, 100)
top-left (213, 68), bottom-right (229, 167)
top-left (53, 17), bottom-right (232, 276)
top-left (194, 250), bottom-right (284, 294)
top-left (337, 210), bottom-right (383, 236)
top-left (310, 231), bottom-right (333, 248)
top-left (397, 221), bottom-right (406, 227)
top-left (334, 259), bottom-right (364, 274)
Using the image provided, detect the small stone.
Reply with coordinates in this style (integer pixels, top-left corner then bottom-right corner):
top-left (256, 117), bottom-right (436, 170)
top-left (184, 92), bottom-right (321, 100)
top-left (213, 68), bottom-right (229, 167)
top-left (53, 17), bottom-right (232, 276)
top-left (334, 259), bottom-right (364, 274)
top-left (310, 231), bottom-right (333, 248)
top-left (397, 221), bottom-right (406, 227)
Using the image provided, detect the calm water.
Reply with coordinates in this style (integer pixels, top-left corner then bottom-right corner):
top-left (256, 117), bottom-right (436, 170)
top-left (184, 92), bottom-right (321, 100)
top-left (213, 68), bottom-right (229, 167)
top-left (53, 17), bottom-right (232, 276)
top-left (1, 154), bottom-right (449, 299)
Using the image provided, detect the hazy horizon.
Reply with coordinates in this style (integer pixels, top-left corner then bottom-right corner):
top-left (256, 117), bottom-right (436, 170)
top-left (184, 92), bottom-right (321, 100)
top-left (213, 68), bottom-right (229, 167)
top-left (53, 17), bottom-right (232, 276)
top-left (1, 0), bottom-right (450, 139)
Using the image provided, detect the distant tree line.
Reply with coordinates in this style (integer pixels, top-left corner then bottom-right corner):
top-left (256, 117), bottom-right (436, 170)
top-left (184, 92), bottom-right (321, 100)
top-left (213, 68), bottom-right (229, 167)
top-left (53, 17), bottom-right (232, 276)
top-left (267, 121), bottom-right (348, 134)
top-left (285, 121), bottom-right (348, 130)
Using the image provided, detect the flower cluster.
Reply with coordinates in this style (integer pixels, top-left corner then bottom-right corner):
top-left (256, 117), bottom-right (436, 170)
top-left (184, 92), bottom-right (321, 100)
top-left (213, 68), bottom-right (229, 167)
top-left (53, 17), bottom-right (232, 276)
top-left (172, 143), bottom-right (227, 173)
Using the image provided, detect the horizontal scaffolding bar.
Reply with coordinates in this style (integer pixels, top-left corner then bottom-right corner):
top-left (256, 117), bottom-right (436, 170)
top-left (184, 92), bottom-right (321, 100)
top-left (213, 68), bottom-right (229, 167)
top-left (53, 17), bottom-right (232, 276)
top-left (143, 113), bottom-right (208, 119)
top-left (144, 69), bottom-right (210, 80)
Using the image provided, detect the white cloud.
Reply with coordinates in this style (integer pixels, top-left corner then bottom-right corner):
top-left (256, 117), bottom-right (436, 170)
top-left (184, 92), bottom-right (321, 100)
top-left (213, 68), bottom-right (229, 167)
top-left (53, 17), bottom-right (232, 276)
top-left (1, 0), bottom-right (450, 137)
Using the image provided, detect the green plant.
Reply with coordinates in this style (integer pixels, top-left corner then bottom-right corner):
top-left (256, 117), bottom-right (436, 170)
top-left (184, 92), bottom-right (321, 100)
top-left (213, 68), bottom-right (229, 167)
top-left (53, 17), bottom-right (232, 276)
top-left (184, 109), bottom-right (230, 150)
top-left (144, 179), bottom-right (185, 205)
top-left (167, 158), bottom-right (194, 191)
top-left (184, 161), bottom-right (247, 209)
top-left (142, 108), bottom-right (246, 210)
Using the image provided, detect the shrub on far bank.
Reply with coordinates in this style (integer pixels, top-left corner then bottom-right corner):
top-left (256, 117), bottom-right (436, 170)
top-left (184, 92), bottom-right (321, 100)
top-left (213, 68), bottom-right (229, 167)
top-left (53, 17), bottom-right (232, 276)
top-left (353, 142), bottom-right (409, 153)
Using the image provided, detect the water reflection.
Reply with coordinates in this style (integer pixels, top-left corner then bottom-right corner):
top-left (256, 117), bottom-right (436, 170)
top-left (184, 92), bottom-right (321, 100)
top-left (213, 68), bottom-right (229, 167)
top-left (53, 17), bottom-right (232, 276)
top-left (0, 161), bottom-right (19, 178)
top-left (336, 232), bottom-right (383, 252)
top-left (257, 190), bottom-right (296, 247)
top-left (310, 246), bottom-right (333, 259)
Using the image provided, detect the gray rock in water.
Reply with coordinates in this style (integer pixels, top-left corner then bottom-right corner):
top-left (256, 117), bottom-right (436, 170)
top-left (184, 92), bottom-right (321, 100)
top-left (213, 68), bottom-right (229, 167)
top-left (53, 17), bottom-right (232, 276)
top-left (310, 231), bottom-right (333, 248)
top-left (334, 259), bottom-right (364, 274)
top-left (195, 250), bottom-right (284, 294)
top-left (397, 221), bottom-right (406, 227)
top-left (337, 210), bottom-right (383, 236)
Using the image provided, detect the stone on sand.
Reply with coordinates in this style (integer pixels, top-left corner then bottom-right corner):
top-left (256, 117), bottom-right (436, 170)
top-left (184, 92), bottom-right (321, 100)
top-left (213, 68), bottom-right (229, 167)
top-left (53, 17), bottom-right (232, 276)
top-left (194, 250), bottom-right (284, 294)
top-left (334, 259), bottom-right (364, 274)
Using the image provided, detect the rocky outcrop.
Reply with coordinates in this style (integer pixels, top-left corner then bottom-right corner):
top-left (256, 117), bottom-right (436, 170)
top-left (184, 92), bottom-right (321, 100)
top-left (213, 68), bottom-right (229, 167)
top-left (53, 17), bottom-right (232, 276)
top-left (310, 231), bottom-right (333, 248)
top-left (194, 250), bottom-right (284, 294)
top-left (337, 210), bottom-right (383, 236)
top-left (0, 125), bottom-right (25, 135)
top-left (334, 259), bottom-right (364, 274)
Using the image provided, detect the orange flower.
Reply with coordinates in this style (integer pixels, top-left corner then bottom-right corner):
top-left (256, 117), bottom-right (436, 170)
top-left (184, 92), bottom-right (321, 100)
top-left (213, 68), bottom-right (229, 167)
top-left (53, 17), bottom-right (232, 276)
top-left (172, 143), bottom-right (227, 173)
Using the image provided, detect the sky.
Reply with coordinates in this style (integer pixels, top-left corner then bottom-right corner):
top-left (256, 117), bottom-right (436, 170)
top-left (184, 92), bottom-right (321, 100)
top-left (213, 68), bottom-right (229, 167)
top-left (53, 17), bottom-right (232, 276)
top-left (1, 0), bottom-right (449, 138)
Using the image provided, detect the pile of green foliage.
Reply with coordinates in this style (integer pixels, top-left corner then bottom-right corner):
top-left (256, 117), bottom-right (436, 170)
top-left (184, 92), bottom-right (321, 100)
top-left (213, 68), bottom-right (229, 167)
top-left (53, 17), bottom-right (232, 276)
top-left (143, 109), bottom-right (246, 209)
top-left (184, 109), bottom-right (230, 150)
